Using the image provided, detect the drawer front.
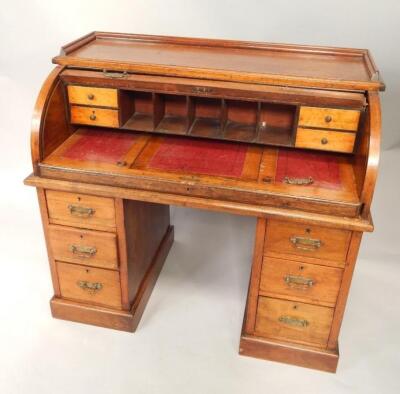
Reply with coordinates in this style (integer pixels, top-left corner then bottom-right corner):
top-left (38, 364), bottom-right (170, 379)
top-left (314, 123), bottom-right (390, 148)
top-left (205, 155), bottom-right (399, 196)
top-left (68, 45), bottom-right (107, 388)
top-left (260, 257), bottom-right (343, 307)
top-left (70, 106), bottom-right (119, 128)
top-left (49, 225), bottom-right (118, 269)
top-left (298, 106), bottom-right (360, 131)
top-left (255, 296), bottom-right (334, 348)
top-left (46, 190), bottom-right (116, 231)
top-left (265, 220), bottom-right (351, 266)
top-left (57, 261), bottom-right (122, 309)
top-left (295, 128), bottom-right (356, 153)
top-left (67, 85), bottom-right (118, 108)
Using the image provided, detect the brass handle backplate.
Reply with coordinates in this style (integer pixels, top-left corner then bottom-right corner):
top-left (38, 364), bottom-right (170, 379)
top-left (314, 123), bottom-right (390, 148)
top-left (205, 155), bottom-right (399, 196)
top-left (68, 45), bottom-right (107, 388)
top-left (192, 86), bottom-right (214, 94)
top-left (283, 176), bottom-right (313, 185)
top-left (69, 244), bottom-right (97, 258)
top-left (77, 280), bottom-right (103, 294)
top-left (284, 274), bottom-right (314, 288)
top-left (102, 69), bottom-right (128, 79)
top-left (279, 315), bottom-right (309, 328)
top-left (290, 236), bottom-right (322, 251)
top-left (68, 204), bottom-right (95, 218)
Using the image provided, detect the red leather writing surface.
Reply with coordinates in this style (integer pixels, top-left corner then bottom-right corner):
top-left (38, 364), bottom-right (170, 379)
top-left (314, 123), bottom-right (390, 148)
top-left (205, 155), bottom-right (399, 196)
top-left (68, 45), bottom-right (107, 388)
top-left (276, 149), bottom-right (341, 189)
top-left (63, 130), bottom-right (136, 163)
top-left (148, 137), bottom-right (247, 178)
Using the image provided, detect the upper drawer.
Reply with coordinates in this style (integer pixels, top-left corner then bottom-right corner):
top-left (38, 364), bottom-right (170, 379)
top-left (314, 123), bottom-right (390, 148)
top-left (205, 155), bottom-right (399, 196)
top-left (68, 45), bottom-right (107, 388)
top-left (298, 106), bottom-right (360, 131)
top-left (46, 190), bottom-right (116, 231)
top-left (264, 219), bottom-right (351, 267)
top-left (48, 225), bottom-right (118, 270)
top-left (67, 85), bottom-right (118, 108)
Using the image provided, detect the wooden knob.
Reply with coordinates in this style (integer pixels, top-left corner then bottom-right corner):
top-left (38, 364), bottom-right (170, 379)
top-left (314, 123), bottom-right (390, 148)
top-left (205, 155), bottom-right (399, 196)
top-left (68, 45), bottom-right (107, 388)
top-left (321, 137), bottom-right (328, 145)
top-left (89, 113), bottom-right (96, 121)
top-left (325, 115), bottom-right (332, 123)
top-left (87, 93), bottom-right (94, 100)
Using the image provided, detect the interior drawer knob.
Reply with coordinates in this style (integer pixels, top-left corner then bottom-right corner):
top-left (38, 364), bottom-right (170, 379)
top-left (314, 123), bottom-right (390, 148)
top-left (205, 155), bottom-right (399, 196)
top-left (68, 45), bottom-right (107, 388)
top-left (87, 93), bottom-right (95, 100)
top-left (89, 113), bottom-right (97, 121)
top-left (324, 115), bottom-right (332, 123)
top-left (321, 137), bottom-right (328, 145)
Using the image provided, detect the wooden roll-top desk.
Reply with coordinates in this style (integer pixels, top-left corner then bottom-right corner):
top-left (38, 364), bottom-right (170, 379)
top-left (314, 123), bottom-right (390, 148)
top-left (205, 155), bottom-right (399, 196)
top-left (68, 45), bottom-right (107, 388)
top-left (24, 32), bottom-right (384, 372)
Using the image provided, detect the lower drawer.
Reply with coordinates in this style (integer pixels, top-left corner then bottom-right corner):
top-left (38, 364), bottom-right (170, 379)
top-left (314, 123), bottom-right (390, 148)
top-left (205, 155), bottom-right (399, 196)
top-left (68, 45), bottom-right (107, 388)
top-left (57, 261), bottom-right (122, 309)
top-left (70, 105), bottom-right (120, 128)
top-left (255, 296), bottom-right (334, 348)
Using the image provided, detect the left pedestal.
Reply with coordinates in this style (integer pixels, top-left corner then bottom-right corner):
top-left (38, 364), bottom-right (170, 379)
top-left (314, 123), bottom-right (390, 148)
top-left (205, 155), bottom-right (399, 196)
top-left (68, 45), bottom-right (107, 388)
top-left (36, 187), bottom-right (174, 332)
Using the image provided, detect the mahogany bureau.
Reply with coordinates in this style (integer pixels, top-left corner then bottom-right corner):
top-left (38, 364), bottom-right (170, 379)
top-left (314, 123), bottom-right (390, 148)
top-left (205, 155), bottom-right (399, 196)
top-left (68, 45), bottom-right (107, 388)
top-left (24, 32), bottom-right (384, 373)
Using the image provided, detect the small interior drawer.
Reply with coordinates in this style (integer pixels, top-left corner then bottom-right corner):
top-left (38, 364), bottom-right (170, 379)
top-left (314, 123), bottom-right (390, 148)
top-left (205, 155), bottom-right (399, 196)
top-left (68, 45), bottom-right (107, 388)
top-left (67, 85), bottom-right (118, 108)
top-left (48, 225), bottom-right (118, 269)
top-left (46, 190), bottom-right (116, 231)
top-left (298, 106), bottom-right (360, 131)
top-left (70, 106), bottom-right (120, 128)
top-left (57, 261), bottom-right (122, 309)
top-left (260, 256), bottom-right (343, 307)
top-left (255, 296), bottom-right (334, 348)
top-left (264, 219), bottom-right (351, 267)
top-left (295, 128), bottom-right (356, 153)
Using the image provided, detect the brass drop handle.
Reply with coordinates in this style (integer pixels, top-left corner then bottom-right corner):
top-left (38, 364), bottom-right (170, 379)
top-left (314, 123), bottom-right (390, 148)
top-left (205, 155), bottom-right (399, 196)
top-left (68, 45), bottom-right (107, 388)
top-left (68, 204), bottom-right (95, 218)
top-left (69, 244), bottom-right (97, 258)
top-left (77, 280), bottom-right (103, 294)
top-left (279, 315), bottom-right (309, 328)
top-left (284, 274), bottom-right (314, 288)
top-left (290, 236), bottom-right (322, 251)
top-left (102, 69), bottom-right (128, 79)
top-left (321, 137), bottom-right (328, 145)
top-left (283, 176), bottom-right (314, 185)
top-left (89, 112), bottom-right (97, 121)
top-left (87, 93), bottom-right (95, 100)
top-left (325, 115), bottom-right (332, 123)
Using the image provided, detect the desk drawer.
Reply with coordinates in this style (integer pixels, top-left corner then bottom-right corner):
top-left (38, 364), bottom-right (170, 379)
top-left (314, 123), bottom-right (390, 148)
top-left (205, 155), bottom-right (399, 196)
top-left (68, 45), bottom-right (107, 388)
top-left (67, 85), bottom-right (118, 108)
top-left (260, 257), bottom-right (343, 307)
top-left (46, 190), bottom-right (116, 231)
top-left (298, 106), bottom-right (360, 131)
top-left (265, 220), bottom-right (351, 267)
top-left (295, 128), bottom-right (356, 153)
top-left (48, 225), bottom-right (118, 269)
top-left (255, 296), bottom-right (334, 348)
top-left (70, 106), bottom-right (120, 128)
top-left (57, 261), bottom-right (122, 309)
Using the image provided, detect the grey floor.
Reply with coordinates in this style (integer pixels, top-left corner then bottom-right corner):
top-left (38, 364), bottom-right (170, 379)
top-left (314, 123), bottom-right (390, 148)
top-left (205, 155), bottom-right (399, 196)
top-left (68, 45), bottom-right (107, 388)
top-left (0, 146), bottom-right (399, 393)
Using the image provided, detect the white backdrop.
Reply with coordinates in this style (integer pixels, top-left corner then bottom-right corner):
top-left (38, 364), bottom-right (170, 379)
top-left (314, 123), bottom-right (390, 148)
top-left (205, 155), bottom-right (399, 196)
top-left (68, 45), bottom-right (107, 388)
top-left (1, 1), bottom-right (399, 393)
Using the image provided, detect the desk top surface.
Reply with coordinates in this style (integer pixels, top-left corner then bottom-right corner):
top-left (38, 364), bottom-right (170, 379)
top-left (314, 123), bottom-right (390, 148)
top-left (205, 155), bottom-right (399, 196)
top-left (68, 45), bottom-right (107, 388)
top-left (53, 32), bottom-right (384, 91)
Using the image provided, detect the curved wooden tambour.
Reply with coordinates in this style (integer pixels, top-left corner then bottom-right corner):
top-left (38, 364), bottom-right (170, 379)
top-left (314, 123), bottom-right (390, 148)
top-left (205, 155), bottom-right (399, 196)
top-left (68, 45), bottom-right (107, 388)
top-left (31, 66), bottom-right (63, 173)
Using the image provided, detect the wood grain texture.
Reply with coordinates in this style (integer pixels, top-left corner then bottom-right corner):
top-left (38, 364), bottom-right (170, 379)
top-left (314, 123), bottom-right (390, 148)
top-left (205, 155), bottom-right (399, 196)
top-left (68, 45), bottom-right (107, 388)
top-left (244, 218), bottom-right (267, 334)
top-left (295, 128), bottom-right (356, 153)
top-left (53, 32), bottom-right (384, 91)
top-left (260, 256), bottom-right (343, 307)
top-left (255, 296), bottom-right (334, 348)
top-left (57, 261), bottom-right (122, 309)
top-left (298, 107), bottom-right (360, 131)
top-left (67, 85), bottom-right (118, 107)
top-left (264, 219), bottom-right (351, 266)
top-left (46, 190), bottom-right (116, 231)
top-left (48, 224), bottom-right (118, 269)
top-left (70, 106), bottom-right (119, 127)
top-left (239, 334), bottom-right (338, 373)
top-left (25, 175), bottom-right (374, 232)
